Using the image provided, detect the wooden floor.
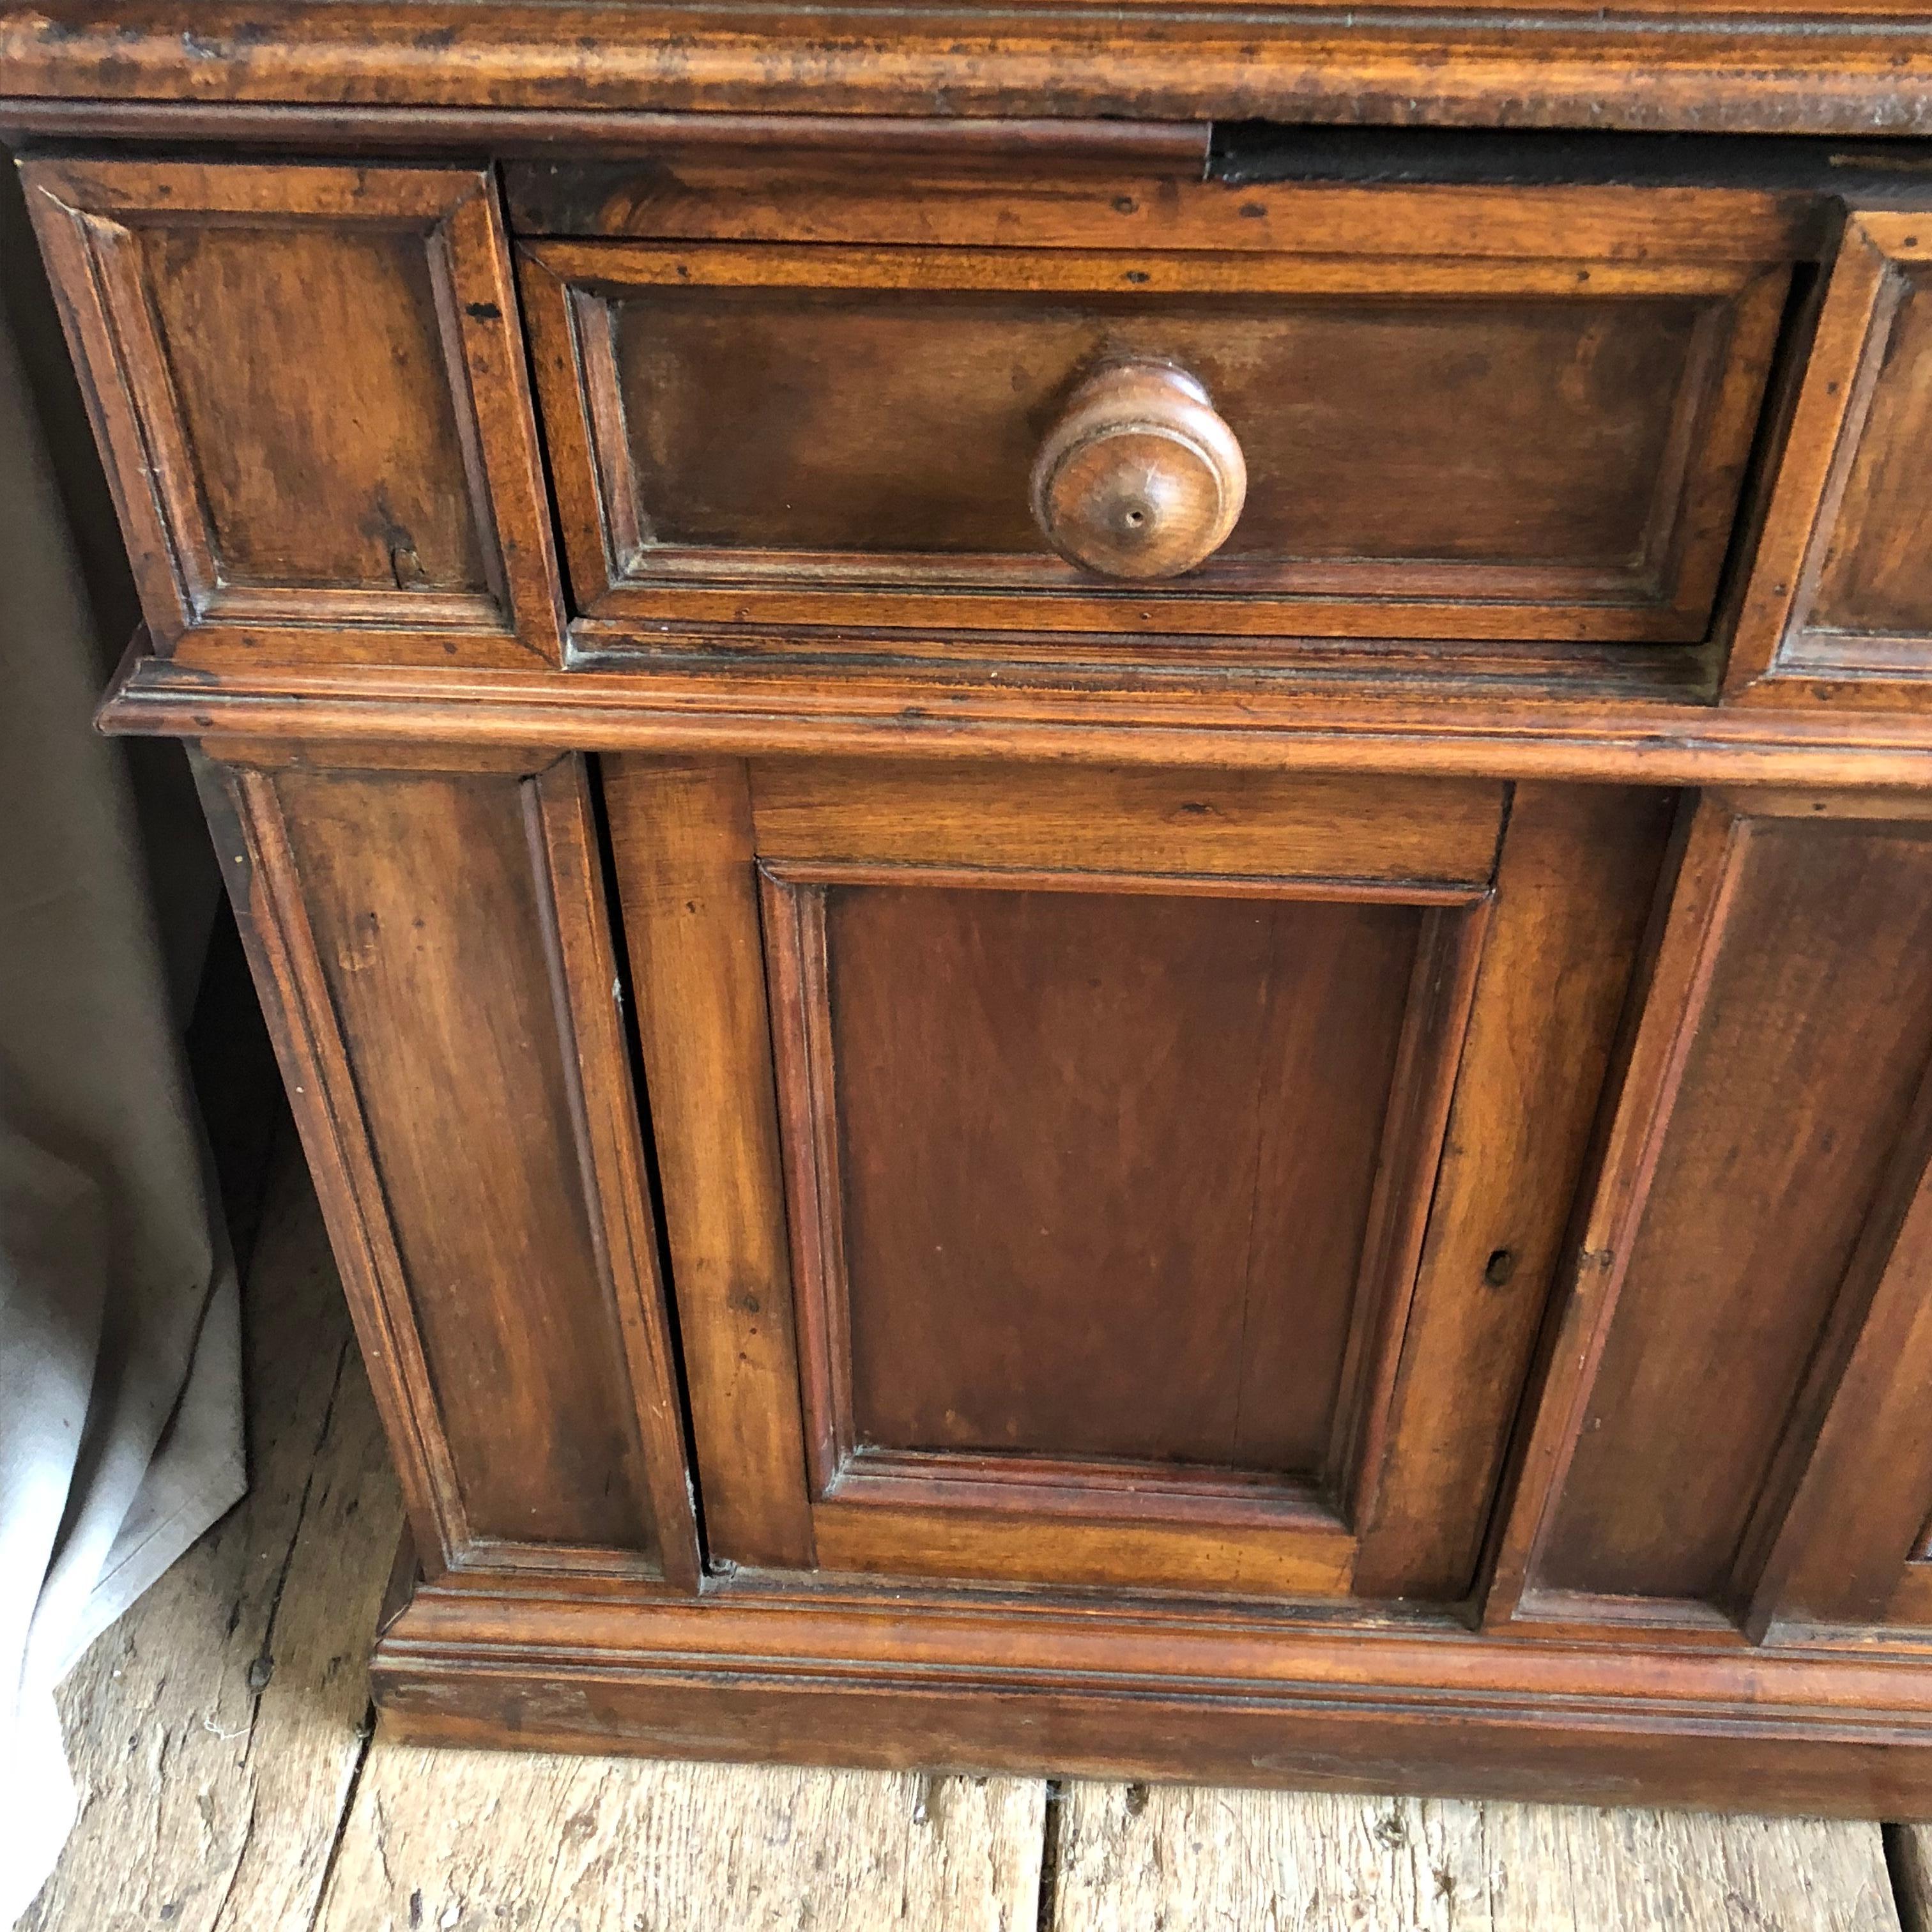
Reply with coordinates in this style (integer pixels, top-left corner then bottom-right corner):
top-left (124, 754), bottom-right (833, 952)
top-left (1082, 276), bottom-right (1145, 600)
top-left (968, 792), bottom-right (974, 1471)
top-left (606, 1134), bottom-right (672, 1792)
top-left (22, 1140), bottom-right (1932, 1932)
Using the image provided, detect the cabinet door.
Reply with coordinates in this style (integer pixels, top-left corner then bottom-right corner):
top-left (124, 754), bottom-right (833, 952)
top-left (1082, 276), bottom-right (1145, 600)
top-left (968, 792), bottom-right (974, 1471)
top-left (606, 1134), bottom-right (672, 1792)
top-left (1494, 791), bottom-right (1932, 1641)
top-left (605, 758), bottom-right (1669, 1602)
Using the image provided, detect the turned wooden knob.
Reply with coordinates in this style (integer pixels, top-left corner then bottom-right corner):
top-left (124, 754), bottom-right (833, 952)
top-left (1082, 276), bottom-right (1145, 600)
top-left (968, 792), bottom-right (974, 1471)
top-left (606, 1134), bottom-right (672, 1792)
top-left (1030, 361), bottom-right (1247, 580)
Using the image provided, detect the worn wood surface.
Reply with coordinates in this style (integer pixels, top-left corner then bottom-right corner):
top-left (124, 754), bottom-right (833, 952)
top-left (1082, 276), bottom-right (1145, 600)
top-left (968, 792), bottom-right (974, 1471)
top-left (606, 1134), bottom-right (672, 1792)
top-left (1730, 211), bottom-right (1932, 703)
top-left (20, 1142), bottom-right (1924, 1929)
top-left (1053, 1784), bottom-right (1900, 1931)
top-left (20, 157), bottom-right (563, 666)
top-left (523, 230), bottom-right (1782, 646)
top-left (7, 0), bottom-right (1932, 135)
top-left (317, 1756), bottom-right (1045, 1932)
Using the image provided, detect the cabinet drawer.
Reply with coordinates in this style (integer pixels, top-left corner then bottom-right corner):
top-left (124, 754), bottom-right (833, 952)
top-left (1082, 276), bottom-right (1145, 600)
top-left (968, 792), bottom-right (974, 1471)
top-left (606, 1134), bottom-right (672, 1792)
top-left (22, 157), bottom-right (565, 666)
top-left (522, 220), bottom-right (1790, 651)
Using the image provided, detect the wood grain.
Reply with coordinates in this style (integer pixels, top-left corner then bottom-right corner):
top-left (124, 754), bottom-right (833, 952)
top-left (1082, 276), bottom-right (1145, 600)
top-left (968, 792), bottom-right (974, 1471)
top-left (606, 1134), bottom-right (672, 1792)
top-left (316, 1754), bottom-right (1044, 1932)
top-left (27, 1145), bottom-right (1926, 1926)
top-left (1740, 1052), bottom-right (1932, 1634)
top-left (748, 760), bottom-right (1505, 884)
top-left (1351, 783), bottom-right (1675, 1600)
top-left (34, 37), bottom-right (1932, 1813)
top-left (1534, 814), bottom-right (1932, 1611)
top-left (524, 235), bottom-right (1784, 645)
top-left (819, 884), bottom-right (1420, 1475)
top-left (268, 760), bottom-right (664, 1561)
top-left (1729, 211), bottom-right (1932, 703)
top-left (6, 1), bottom-right (1932, 135)
top-left (20, 157), bottom-right (563, 666)
top-left (1052, 1785), bottom-right (1901, 1931)
top-left (600, 756), bottom-right (816, 1570)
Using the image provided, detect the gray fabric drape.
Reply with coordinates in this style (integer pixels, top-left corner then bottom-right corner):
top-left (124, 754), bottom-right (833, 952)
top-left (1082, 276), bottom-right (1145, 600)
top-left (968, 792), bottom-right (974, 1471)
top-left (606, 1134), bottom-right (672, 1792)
top-left (0, 277), bottom-right (246, 1922)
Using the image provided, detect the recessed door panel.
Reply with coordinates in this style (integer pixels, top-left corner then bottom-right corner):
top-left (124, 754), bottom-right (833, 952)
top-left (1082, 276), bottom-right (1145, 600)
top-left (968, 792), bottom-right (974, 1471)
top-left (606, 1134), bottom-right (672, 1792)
top-left (820, 884), bottom-right (1416, 1479)
top-left (767, 875), bottom-right (1450, 1537)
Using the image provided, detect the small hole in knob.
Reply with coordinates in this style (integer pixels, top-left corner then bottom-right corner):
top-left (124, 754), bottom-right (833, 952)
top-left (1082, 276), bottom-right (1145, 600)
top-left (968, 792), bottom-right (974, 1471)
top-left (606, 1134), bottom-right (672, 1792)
top-left (1125, 509), bottom-right (1146, 527)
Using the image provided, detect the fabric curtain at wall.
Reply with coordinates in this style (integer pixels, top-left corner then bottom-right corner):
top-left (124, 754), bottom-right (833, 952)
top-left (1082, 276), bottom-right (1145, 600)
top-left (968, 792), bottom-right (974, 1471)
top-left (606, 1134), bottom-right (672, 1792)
top-left (0, 291), bottom-right (246, 1924)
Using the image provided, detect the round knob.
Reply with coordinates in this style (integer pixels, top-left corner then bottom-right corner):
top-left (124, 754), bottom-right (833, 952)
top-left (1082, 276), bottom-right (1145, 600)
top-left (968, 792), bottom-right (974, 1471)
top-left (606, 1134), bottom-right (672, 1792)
top-left (1030, 360), bottom-right (1247, 580)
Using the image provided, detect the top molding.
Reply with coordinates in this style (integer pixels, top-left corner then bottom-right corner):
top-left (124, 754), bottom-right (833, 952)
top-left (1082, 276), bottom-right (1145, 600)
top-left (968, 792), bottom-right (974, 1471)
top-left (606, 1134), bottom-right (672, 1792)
top-left (4, 2), bottom-right (1932, 139)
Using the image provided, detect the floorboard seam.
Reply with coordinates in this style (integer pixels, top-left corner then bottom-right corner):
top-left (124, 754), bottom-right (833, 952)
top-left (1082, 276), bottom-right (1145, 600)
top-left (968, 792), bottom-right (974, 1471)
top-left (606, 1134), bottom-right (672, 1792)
top-left (241, 1335), bottom-right (353, 1766)
top-left (1034, 1779), bottom-right (1066, 1932)
top-left (1885, 1822), bottom-right (1924, 1931)
top-left (303, 1700), bottom-right (378, 1932)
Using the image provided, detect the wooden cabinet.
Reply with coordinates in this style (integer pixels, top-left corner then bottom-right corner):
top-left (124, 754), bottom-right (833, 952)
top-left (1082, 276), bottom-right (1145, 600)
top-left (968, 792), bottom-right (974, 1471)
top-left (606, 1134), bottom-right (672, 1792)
top-left (1731, 213), bottom-right (1932, 700)
top-left (17, 32), bottom-right (1932, 1808)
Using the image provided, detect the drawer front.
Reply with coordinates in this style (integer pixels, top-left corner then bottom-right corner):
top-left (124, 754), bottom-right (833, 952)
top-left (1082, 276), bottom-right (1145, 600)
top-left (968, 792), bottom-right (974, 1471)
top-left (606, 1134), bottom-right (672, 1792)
top-left (603, 757), bottom-right (1671, 1601)
top-left (22, 158), bottom-right (565, 666)
top-left (523, 221), bottom-right (1790, 650)
top-left (1731, 210), bottom-right (1932, 703)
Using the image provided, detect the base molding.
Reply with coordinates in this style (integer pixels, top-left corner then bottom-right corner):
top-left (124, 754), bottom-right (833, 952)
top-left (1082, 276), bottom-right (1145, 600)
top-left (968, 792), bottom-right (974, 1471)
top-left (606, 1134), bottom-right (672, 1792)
top-left (372, 1568), bottom-right (1932, 1818)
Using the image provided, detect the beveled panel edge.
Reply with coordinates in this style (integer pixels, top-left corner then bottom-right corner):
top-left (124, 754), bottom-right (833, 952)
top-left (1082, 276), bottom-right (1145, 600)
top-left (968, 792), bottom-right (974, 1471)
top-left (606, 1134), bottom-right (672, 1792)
top-left (195, 743), bottom-right (696, 1586)
top-left (1487, 792), bottom-right (1932, 1639)
top-left (1482, 797), bottom-right (1747, 1627)
top-left (757, 852), bottom-right (1487, 1570)
top-left (192, 751), bottom-right (474, 1579)
top-left (525, 232), bottom-right (1790, 646)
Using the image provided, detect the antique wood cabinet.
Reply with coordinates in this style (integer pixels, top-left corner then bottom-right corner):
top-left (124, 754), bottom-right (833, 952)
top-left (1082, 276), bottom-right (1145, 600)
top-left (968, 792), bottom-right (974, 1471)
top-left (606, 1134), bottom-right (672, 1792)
top-left (13, 0), bottom-right (1932, 1816)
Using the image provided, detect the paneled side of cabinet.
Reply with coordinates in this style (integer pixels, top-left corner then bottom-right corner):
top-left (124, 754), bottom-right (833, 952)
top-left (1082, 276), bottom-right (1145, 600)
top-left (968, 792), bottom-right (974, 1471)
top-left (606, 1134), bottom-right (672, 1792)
top-left (194, 745), bottom-right (697, 1587)
top-left (1494, 792), bottom-right (1932, 1637)
top-left (20, 157), bottom-right (564, 666)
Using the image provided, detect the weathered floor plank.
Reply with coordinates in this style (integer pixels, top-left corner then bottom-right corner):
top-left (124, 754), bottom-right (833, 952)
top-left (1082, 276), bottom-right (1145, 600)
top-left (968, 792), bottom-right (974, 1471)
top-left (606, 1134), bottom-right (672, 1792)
top-left (314, 1752), bottom-right (1045, 1932)
top-left (1051, 1784), bottom-right (1900, 1932)
top-left (19, 1150), bottom-right (405, 1932)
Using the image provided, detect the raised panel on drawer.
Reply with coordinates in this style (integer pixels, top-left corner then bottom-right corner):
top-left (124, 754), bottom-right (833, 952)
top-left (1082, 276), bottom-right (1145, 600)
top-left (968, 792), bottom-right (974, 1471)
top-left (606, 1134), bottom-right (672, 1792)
top-left (1729, 210), bottom-right (1932, 702)
top-left (522, 206), bottom-right (1790, 657)
top-left (21, 158), bottom-right (564, 666)
top-left (203, 749), bottom-right (695, 1583)
top-left (1499, 795), bottom-right (1932, 1634)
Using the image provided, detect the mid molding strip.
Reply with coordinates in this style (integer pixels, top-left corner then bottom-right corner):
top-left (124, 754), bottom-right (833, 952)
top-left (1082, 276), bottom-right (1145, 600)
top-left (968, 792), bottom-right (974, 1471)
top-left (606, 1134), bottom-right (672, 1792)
top-left (99, 634), bottom-right (1932, 791)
